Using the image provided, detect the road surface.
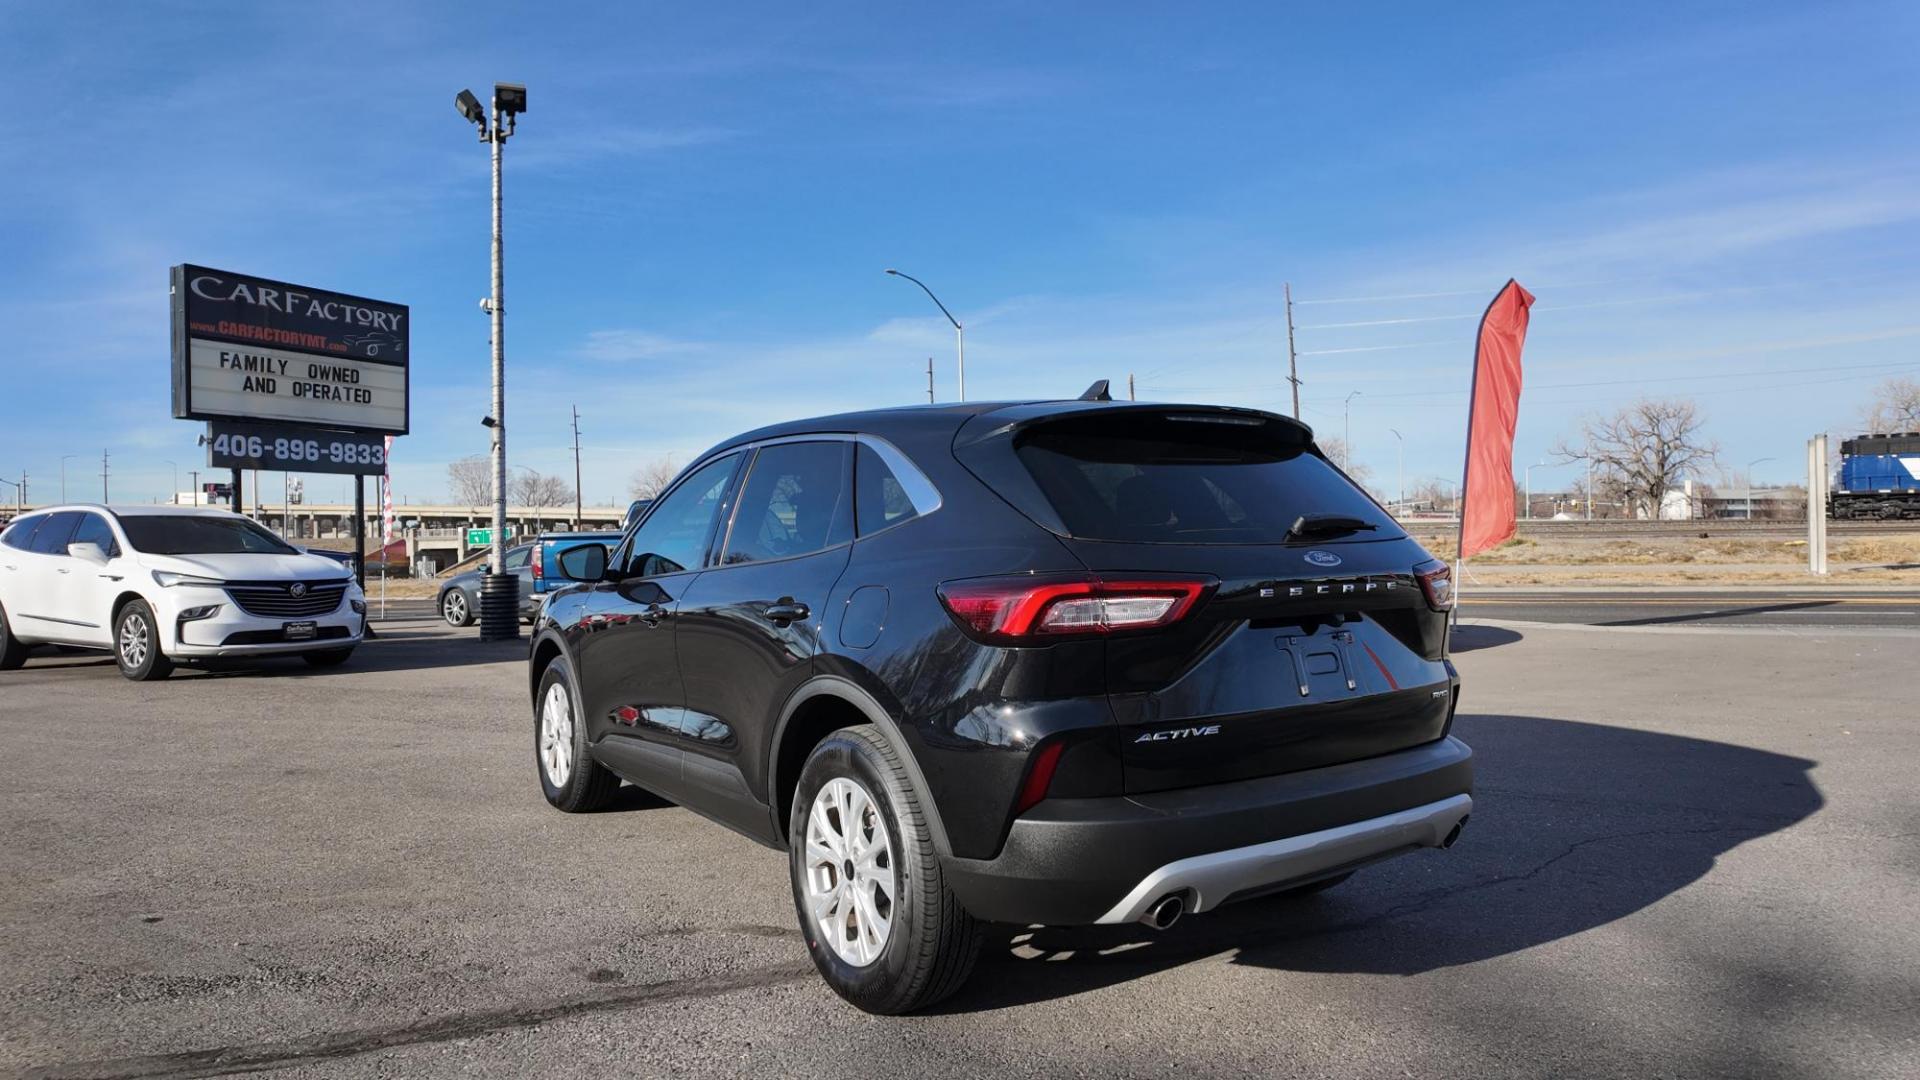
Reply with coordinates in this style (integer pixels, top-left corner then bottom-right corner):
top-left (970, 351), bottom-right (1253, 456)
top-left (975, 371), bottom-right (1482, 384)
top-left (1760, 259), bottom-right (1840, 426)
top-left (1462, 588), bottom-right (1920, 628)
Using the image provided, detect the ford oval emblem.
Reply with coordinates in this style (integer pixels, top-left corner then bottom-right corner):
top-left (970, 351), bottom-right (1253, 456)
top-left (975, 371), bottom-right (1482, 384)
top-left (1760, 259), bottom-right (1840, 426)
top-left (289, 582), bottom-right (308, 598)
top-left (1304, 550), bottom-right (1343, 568)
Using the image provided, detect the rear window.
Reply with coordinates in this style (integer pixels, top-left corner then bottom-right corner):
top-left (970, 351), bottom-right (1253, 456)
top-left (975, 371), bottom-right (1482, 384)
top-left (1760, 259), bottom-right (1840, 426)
top-left (119, 515), bottom-right (297, 555)
top-left (1014, 415), bottom-right (1399, 544)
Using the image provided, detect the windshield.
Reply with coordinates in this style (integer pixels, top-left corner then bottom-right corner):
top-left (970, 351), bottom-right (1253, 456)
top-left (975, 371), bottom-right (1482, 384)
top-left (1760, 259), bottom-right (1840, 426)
top-left (118, 515), bottom-right (299, 555)
top-left (1013, 414), bottom-right (1401, 544)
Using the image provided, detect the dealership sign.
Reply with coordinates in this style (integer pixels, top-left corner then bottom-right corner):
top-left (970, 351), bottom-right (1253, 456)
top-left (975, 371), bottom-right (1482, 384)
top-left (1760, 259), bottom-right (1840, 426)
top-left (171, 265), bottom-right (409, 434)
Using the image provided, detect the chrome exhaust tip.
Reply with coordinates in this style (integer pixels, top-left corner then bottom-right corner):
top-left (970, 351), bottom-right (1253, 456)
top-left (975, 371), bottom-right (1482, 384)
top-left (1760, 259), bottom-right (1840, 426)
top-left (1442, 814), bottom-right (1469, 849)
top-left (1142, 893), bottom-right (1185, 930)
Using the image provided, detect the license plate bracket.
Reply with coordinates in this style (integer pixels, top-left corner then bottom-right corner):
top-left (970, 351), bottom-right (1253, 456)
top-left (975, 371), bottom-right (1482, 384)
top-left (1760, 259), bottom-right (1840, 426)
top-left (283, 621), bottom-right (318, 641)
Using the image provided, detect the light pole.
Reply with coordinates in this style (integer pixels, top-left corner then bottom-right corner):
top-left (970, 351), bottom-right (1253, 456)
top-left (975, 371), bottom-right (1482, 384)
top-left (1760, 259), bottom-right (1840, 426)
top-left (1746, 456), bottom-right (1775, 520)
top-left (60, 455), bottom-right (78, 502)
top-left (885, 269), bottom-right (964, 401)
top-left (456, 81), bottom-right (527, 641)
top-left (1388, 428), bottom-right (1404, 515)
top-left (1523, 460), bottom-right (1551, 520)
top-left (0, 475), bottom-right (18, 515)
top-left (1343, 391), bottom-right (1362, 471)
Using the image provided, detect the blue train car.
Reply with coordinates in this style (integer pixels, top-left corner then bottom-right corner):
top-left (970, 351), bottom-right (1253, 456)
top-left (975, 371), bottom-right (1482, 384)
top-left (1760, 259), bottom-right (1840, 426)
top-left (1831, 433), bottom-right (1920, 519)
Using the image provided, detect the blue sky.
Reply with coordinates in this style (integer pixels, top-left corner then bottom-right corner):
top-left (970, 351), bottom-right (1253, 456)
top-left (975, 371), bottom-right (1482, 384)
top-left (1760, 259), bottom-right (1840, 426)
top-left (3, 1), bottom-right (1918, 507)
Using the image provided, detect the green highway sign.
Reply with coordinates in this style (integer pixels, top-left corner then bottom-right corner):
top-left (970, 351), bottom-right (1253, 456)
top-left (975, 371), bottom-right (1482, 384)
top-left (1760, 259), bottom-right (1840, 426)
top-left (466, 527), bottom-right (514, 545)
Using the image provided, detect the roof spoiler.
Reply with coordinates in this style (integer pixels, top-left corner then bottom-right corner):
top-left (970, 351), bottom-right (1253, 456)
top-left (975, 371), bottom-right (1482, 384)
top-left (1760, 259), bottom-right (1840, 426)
top-left (1077, 379), bottom-right (1113, 402)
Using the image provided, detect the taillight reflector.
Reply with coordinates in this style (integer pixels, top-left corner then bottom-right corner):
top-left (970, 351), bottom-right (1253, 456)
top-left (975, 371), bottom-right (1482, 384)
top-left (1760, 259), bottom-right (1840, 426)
top-left (937, 574), bottom-right (1212, 643)
top-left (1015, 740), bottom-right (1066, 814)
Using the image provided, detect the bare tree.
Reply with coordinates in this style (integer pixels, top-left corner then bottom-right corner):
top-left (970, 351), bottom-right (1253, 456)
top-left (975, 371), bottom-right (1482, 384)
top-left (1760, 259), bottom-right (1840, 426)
top-left (446, 456), bottom-right (491, 506)
top-left (1317, 438), bottom-right (1377, 494)
top-left (628, 456), bottom-right (680, 501)
top-left (1553, 398), bottom-right (1718, 519)
top-left (1862, 377), bottom-right (1920, 434)
top-left (511, 471), bottom-right (574, 507)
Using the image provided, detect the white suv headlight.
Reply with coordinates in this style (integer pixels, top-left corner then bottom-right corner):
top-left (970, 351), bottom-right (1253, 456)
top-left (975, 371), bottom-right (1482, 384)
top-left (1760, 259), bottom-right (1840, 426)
top-left (152, 570), bottom-right (224, 588)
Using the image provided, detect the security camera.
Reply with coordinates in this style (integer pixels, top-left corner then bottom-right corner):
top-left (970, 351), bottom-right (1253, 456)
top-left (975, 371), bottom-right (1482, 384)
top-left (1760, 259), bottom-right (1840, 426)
top-left (494, 82), bottom-right (528, 115)
top-left (481, 416), bottom-right (497, 429)
top-left (479, 297), bottom-right (494, 312)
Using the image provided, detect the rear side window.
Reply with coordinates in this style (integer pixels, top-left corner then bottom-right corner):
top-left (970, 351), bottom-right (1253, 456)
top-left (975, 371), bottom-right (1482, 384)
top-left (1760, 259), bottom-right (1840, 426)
top-left (855, 444), bottom-right (921, 535)
top-left (27, 511), bottom-right (83, 555)
top-left (723, 441), bottom-right (851, 565)
top-left (505, 547), bottom-right (531, 570)
top-left (2, 515), bottom-right (45, 551)
top-left (1014, 415), bottom-right (1399, 544)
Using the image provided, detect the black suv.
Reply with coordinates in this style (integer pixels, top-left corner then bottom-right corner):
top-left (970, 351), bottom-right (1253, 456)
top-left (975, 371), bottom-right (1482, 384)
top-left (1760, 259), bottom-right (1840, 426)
top-left (529, 398), bottom-right (1470, 1013)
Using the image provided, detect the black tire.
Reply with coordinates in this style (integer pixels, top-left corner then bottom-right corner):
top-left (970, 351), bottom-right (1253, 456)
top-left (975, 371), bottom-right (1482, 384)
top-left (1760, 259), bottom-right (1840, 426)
top-left (788, 726), bottom-right (981, 1014)
top-left (0, 601), bottom-right (30, 670)
top-left (534, 656), bottom-right (619, 812)
top-left (1272, 871), bottom-right (1354, 899)
top-left (303, 648), bottom-right (354, 668)
top-left (441, 589), bottom-right (475, 627)
top-left (113, 599), bottom-right (174, 682)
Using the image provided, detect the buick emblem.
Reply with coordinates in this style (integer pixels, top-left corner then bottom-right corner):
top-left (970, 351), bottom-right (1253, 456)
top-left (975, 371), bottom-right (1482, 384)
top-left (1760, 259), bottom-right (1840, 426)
top-left (1304, 550), bottom-right (1343, 568)
top-left (289, 582), bottom-right (308, 598)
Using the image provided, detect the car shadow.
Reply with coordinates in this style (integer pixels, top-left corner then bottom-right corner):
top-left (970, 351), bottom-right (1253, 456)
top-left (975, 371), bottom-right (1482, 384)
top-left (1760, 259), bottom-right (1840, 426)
top-left (931, 713), bottom-right (1821, 1013)
top-left (1449, 623), bottom-right (1523, 652)
top-left (177, 634), bottom-right (528, 678)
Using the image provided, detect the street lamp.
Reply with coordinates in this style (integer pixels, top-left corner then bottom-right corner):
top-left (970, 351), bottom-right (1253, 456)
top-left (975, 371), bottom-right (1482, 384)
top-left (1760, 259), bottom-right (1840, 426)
top-left (1523, 459), bottom-right (1552, 520)
top-left (1388, 428), bottom-right (1404, 515)
top-left (1343, 391), bottom-right (1362, 471)
top-left (455, 80), bottom-right (527, 641)
top-left (1746, 456), bottom-right (1775, 520)
top-left (885, 269), bottom-right (965, 401)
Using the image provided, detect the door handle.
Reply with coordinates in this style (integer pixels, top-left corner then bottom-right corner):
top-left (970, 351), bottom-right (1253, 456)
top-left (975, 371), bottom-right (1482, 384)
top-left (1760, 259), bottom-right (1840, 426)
top-left (764, 600), bottom-right (810, 625)
top-left (639, 603), bottom-right (666, 626)
top-left (56, 567), bottom-right (71, 575)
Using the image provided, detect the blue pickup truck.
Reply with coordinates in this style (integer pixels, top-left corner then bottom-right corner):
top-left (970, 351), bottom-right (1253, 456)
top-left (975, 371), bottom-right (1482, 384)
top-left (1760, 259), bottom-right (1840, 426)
top-left (436, 531), bottom-right (622, 627)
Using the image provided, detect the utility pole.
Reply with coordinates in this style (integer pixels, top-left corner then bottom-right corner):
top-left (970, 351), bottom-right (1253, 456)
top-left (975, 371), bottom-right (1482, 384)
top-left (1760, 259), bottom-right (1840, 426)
top-left (101, 450), bottom-right (110, 503)
top-left (1128, 373), bottom-right (1136, 401)
top-left (1389, 428), bottom-right (1404, 515)
top-left (926, 358), bottom-right (934, 403)
top-left (571, 404), bottom-right (584, 530)
top-left (1284, 281), bottom-right (1301, 420)
top-left (190, 470), bottom-right (200, 506)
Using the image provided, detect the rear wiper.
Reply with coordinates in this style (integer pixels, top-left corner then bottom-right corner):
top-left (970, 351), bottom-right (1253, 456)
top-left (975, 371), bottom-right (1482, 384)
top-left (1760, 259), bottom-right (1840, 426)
top-left (1286, 513), bottom-right (1378, 541)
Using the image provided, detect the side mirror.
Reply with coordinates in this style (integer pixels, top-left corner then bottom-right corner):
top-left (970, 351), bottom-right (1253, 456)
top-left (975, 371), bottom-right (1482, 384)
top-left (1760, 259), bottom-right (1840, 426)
top-left (555, 543), bottom-right (609, 582)
top-left (67, 541), bottom-right (110, 565)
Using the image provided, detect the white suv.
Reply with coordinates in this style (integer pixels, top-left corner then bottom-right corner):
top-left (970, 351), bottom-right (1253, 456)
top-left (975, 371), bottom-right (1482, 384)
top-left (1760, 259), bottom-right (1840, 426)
top-left (0, 505), bottom-right (366, 680)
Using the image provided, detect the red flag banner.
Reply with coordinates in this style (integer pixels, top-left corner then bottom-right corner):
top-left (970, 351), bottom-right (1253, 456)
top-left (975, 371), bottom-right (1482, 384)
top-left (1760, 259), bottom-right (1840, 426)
top-left (1458, 279), bottom-right (1535, 562)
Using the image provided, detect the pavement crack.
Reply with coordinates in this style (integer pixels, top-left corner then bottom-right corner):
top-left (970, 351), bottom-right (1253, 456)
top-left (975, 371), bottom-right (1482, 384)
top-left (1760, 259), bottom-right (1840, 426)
top-left (19, 960), bottom-right (817, 1080)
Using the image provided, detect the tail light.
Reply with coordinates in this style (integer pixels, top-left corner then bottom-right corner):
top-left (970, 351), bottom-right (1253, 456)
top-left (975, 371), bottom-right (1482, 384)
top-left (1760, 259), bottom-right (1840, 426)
top-left (531, 551), bottom-right (544, 581)
top-left (1414, 559), bottom-right (1453, 611)
top-left (937, 573), bottom-right (1213, 643)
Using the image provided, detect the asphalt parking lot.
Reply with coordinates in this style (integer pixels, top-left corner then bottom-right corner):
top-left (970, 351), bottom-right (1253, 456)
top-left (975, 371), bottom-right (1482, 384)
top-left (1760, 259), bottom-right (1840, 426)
top-left (3, 617), bottom-right (1917, 1079)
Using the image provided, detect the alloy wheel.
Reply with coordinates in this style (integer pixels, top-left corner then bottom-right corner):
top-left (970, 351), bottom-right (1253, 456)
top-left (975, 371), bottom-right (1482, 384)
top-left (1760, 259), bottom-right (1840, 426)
top-left (803, 777), bottom-right (896, 967)
top-left (118, 612), bottom-right (149, 669)
top-left (444, 592), bottom-right (469, 625)
top-left (539, 681), bottom-right (574, 786)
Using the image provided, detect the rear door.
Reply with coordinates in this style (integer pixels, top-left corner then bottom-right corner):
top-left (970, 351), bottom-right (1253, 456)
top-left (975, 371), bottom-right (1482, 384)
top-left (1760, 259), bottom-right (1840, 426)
top-left (959, 407), bottom-right (1455, 795)
top-left (675, 440), bottom-right (854, 837)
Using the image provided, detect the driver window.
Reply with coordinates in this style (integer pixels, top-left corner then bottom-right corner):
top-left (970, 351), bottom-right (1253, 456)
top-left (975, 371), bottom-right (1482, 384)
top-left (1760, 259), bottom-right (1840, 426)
top-left (624, 453), bottom-right (741, 577)
top-left (70, 513), bottom-right (120, 558)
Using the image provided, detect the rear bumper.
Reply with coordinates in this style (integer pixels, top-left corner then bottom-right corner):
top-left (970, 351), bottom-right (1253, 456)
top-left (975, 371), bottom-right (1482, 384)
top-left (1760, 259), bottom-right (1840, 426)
top-left (941, 735), bottom-right (1473, 926)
